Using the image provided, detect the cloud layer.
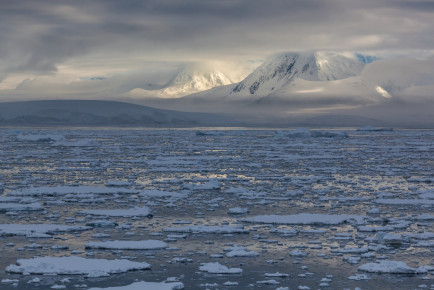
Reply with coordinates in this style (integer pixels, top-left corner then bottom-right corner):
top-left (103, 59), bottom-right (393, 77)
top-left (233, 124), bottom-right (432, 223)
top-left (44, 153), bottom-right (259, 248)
top-left (0, 0), bottom-right (433, 100)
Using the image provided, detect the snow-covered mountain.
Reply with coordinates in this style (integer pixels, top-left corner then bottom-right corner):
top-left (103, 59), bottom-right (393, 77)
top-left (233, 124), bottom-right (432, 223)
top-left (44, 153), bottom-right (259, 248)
top-left (180, 51), bottom-right (415, 106)
top-left (128, 63), bottom-right (232, 98)
top-left (230, 51), bottom-right (366, 97)
top-left (129, 51), bottom-right (434, 127)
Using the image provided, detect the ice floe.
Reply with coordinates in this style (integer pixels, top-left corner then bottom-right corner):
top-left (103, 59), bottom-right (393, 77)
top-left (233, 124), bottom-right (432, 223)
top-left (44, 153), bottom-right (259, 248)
top-left (85, 240), bottom-right (168, 250)
top-left (88, 281), bottom-right (184, 290)
top-left (81, 206), bottom-right (152, 217)
top-left (243, 213), bottom-right (366, 225)
top-left (0, 224), bottom-right (90, 237)
top-left (8, 185), bottom-right (138, 196)
top-left (0, 202), bottom-right (43, 211)
top-left (6, 256), bottom-right (151, 277)
top-left (198, 262), bottom-right (242, 274)
top-left (358, 260), bottom-right (434, 274)
top-left (163, 225), bottom-right (249, 234)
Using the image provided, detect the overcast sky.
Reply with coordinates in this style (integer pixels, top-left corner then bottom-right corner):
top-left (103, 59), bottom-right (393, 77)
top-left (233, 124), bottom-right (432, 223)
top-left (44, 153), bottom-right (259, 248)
top-left (1, 0), bottom-right (434, 101)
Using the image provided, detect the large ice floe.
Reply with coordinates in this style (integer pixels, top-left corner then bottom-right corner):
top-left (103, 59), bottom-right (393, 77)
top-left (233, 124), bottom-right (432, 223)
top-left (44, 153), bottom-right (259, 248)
top-left (88, 281), bottom-right (184, 290)
top-left (358, 260), bottom-right (434, 274)
top-left (6, 256), bottom-right (151, 277)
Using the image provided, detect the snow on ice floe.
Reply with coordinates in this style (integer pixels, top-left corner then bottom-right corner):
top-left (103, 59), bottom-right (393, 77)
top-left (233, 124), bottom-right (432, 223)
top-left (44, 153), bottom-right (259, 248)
top-left (87, 281), bottom-right (184, 290)
top-left (358, 260), bottom-right (434, 274)
top-left (0, 202), bottom-right (43, 211)
top-left (415, 214), bottom-right (434, 220)
top-left (243, 213), bottom-right (366, 225)
top-left (163, 225), bottom-right (249, 234)
top-left (6, 256), bottom-right (151, 277)
top-left (80, 206), bottom-right (152, 217)
top-left (85, 240), bottom-right (168, 250)
top-left (0, 224), bottom-right (91, 237)
top-left (225, 245), bottom-right (259, 257)
top-left (7, 185), bottom-right (138, 196)
top-left (227, 207), bottom-right (249, 214)
top-left (199, 262), bottom-right (242, 274)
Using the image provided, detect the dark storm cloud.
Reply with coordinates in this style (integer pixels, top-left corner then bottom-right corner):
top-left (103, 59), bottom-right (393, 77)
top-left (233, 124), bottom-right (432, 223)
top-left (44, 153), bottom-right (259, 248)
top-left (394, 0), bottom-right (434, 11)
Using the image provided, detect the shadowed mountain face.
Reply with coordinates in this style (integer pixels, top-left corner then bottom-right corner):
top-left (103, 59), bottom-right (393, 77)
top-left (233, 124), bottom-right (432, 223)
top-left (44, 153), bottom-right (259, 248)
top-left (0, 100), bottom-right (233, 126)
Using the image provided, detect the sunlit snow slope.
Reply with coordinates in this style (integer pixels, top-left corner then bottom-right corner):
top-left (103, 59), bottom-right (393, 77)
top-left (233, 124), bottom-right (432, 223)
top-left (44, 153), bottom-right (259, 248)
top-left (128, 63), bottom-right (232, 98)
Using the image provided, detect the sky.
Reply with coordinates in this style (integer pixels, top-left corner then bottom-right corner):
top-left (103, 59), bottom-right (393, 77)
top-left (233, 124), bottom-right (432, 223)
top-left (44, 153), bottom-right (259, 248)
top-left (1, 0), bottom-right (434, 102)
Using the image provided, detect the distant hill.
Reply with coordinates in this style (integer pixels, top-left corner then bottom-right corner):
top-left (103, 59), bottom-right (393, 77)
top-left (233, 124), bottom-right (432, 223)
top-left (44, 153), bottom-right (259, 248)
top-left (0, 100), bottom-right (234, 126)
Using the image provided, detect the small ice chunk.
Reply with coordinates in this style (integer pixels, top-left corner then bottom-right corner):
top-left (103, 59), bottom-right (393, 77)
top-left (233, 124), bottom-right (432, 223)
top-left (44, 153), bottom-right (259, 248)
top-left (256, 279), bottom-right (280, 285)
top-left (228, 207), bottom-right (249, 214)
top-left (225, 245), bottom-right (259, 257)
top-left (86, 220), bottom-right (118, 228)
top-left (290, 250), bottom-right (309, 257)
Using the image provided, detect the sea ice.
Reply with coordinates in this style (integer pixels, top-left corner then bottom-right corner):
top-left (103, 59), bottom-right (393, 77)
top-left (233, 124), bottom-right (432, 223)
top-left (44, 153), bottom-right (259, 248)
top-left (163, 225), bottom-right (249, 234)
top-left (358, 260), bottom-right (434, 274)
top-left (87, 281), bottom-right (184, 290)
top-left (227, 207), bottom-right (249, 214)
top-left (85, 240), bottom-right (168, 250)
top-left (287, 128), bottom-right (348, 138)
top-left (199, 262), bottom-right (242, 274)
top-left (6, 256), bottom-right (151, 277)
top-left (16, 133), bottom-right (65, 142)
top-left (0, 224), bottom-right (91, 237)
top-left (81, 206), bottom-right (152, 217)
top-left (243, 213), bottom-right (365, 225)
top-left (8, 185), bottom-right (138, 196)
top-left (0, 202), bottom-right (43, 211)
top-left (225, 245), bottom-right (259, 257)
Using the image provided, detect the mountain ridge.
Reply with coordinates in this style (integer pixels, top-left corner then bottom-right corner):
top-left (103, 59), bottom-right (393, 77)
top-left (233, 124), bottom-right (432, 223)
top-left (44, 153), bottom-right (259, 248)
top-left (0, 100), bottom-right (234, 126)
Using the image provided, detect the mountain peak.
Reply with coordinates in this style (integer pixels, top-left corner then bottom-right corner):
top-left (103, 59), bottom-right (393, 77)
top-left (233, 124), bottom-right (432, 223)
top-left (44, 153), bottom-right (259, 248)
top-left (231, 51), bottom-right (366, 96)
top-left (128, 62), bottom-right (233, 99)
top-left (168, 63), bottom-right (232, 91)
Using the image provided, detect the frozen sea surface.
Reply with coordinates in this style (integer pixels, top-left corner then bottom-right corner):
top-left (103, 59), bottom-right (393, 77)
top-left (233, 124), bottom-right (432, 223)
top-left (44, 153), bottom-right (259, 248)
top-left (0, 127), bottom-right (433, 289)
